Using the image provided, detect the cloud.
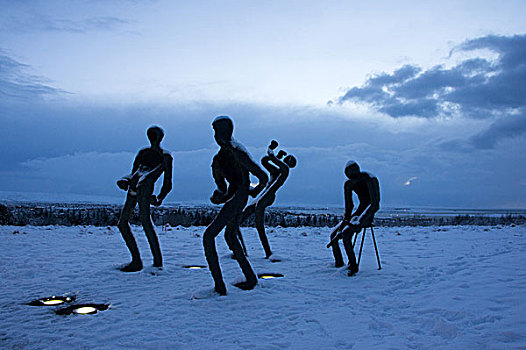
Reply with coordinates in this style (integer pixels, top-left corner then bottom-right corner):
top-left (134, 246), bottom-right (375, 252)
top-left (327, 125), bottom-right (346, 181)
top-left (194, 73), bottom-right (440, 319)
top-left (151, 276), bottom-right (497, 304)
top-left (0, 52), bottom-right (66, 101)
top-left (1, 15), bottom-right (131, 34)
top-left (338, 33), bottom-right (526, 148)
top-left (470, 112), bottom-right (526, 149)
top-left (339, 34), bottom-right (526, 119)
top-left (0, 98), bottom-right (524, 208)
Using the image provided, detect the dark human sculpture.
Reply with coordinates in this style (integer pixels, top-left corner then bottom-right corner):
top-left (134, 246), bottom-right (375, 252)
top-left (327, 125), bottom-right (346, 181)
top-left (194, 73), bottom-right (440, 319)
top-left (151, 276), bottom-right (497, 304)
top-left (240, 140), bottom-right (297, 258)
top-left (204, 116), bottom-right (268, 295)
top-left (116, 126), bottom-right (173, 272)
top-left (328, 161), bottom-right (380, 276)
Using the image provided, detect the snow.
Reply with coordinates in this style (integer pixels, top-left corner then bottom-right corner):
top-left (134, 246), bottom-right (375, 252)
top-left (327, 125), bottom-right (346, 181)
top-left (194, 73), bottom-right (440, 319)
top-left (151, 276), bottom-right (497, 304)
top-left (1, 224), bottom-right (525, 349)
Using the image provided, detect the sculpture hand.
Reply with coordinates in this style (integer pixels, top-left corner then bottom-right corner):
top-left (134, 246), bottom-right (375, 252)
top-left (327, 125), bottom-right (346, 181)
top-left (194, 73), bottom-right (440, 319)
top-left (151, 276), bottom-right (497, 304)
top-left (210, 190), bottom-right (226, 204)
top-left (350, 216), bottom-right (361, 226)
top-left (276, 150), bottom-right (287, 159)
top-left (150, 195), bottom-right (162, 206)
top-left (117, 178), bottom-right (129, 191)
top-left (249, 185), bottom-right (263, 198)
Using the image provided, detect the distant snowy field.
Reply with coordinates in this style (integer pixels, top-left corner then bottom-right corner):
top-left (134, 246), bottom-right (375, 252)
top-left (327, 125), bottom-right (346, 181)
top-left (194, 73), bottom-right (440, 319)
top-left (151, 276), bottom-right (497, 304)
top-left (1, 224), bottom-right (525, 349)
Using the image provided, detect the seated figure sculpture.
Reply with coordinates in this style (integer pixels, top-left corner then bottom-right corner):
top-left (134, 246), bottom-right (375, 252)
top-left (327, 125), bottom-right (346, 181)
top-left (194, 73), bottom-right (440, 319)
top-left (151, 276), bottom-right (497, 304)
top-left (116, 126), bottom-right (173, 272)
top-left (330, 160), bottom-right (380, 276)
top-left (204, 116), bottom-right (268, 295)
top-left (240, 140), bottom-right (297, 258)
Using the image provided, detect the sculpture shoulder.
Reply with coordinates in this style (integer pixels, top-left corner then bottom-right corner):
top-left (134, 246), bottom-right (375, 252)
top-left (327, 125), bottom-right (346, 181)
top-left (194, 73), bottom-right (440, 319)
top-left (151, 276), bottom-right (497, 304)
top-left (229, 138), bottom-right (257, 164)
top-left (230, 138), bottom-right (250, 154)
top-left (363, 172), bottom-right (379, 186)
top-left (344, 178), bottom-right (359, 190)
top-left (363, 171), bottom-right (377, 179)
top-left (136, 147), bottom-right (150, 157)
top-left (162, 150), bottom-right (173, 161)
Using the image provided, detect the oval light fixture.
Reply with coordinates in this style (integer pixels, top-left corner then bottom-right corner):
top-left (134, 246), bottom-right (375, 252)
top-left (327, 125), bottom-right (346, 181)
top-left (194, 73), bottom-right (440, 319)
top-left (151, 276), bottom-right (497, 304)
top-left (55, 303), bottom-right (109, 315)
top-left (73, 306), bottom-right (98, 315)
top-left (183, 265), bottom-right (207, 269)
top-left (28, 295), bottom-right (76, 306)
top-left (257, 273), bottom-right (284, 280)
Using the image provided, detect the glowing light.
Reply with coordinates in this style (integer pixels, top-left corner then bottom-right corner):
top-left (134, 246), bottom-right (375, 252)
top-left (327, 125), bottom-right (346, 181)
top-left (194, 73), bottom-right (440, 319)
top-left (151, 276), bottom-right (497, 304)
top-left (73, 306), bottom-right (98, 314)
top-left (404, 176), bottom-right (418, 186)
top-left (28, 295), bottom-right (75, 307)
top-left (184, 265), bottom-right (207, 269)
top-left (257, 273), bottom-right (284, 280)
top-left (55, 303), bottom-right (109, 315)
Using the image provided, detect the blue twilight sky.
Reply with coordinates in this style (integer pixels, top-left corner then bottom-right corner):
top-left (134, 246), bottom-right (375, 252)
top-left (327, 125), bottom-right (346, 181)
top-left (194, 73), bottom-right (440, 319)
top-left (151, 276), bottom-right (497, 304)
top-left (0, 0), bottom-right (525, 208)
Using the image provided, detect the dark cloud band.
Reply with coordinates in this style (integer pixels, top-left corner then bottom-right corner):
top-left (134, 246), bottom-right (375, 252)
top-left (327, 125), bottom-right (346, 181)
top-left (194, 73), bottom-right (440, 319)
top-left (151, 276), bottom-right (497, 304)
top-left (337, 34), bottom-right (526, 148)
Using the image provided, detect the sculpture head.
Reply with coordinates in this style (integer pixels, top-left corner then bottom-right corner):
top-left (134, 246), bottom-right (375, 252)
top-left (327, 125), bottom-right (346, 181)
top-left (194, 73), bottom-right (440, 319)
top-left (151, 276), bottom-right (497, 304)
top-left (344, 160), bottom-right (360, 179)
top-left (212, 115), bottom-right (234, 146)
top-left (147, 126), bottom-right (164, 146)
top-left (284, 155), bottom-right (297, 168)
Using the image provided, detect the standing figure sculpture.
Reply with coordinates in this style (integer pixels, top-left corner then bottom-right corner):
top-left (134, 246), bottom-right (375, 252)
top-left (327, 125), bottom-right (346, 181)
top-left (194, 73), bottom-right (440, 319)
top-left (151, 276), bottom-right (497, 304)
top-left (204, 116), bottom-right (268, 295)
top-left (240, 140), bottom-right (297, 259)
top-left (329, 161), bottom-right (380, 276)
top-left (116, 126), bottom-right (173, 272)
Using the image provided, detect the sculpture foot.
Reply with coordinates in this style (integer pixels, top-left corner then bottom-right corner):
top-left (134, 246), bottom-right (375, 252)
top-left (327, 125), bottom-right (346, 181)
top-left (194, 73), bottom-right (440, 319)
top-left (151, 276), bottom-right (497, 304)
top-left (233, 279), bottom-right (257, 291)
top-left (347, 265), bottom-right (359, 277)
top-left (214, 282), bottom-right (227, 296)
top-left (119, 261), bottom-right (143, 272)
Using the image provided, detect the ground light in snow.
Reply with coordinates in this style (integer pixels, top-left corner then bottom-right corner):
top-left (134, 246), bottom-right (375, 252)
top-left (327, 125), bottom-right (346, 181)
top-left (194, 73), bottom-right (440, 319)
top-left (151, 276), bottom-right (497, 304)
top-left (55, 303), bottom-right (109, 315)
top-left (27, 295), bottom-right (76, 306)
top-left (183, 265), bottom-right (207, 269)
top-left (257, 273), bottom-right (284, 279)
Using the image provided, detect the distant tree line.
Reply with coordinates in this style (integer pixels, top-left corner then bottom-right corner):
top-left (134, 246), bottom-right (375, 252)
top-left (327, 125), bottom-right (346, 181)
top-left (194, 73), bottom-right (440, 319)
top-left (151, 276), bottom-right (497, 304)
top-left (0, 203), bottom-right (524, 227)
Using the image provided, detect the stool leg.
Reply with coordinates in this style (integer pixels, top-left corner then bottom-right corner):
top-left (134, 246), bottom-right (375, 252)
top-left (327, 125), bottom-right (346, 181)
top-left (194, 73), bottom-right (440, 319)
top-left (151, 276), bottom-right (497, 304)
top-left (357, 227), bottom-right (366, 267)
top-left (352, 230), bottom-right (358, 248)
top-left (370, 227), bottom-right (382, 270)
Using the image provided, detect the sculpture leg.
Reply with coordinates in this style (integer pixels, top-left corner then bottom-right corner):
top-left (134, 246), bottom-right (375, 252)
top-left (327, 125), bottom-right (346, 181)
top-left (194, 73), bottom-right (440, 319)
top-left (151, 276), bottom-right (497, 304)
top-left (225, 214), bottom-right (257, 290)
top-left (138, 194), bottom-right (163, 267)
top-left (117, 194), bottom-right (142, 272)
top-left (240, 203), bottom-right (255, 225)
top-left (235, 203), bottom-right (255, 256)
top-left (254, 205), bottom-right (272, 258)
top-left (235, 226), bottom-right (248, 257)
top-left (330, 228), bottom-right (344, 267)
top-left (342, 228), bottom-right (358, 275)
top-left (203, 204), bottom-right (233, 295)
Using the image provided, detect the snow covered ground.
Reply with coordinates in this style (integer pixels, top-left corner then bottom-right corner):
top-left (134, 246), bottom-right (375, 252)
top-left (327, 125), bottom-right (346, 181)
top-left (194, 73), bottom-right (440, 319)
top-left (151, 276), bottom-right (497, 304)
top-left (1, 224), bottom-right (525, 349)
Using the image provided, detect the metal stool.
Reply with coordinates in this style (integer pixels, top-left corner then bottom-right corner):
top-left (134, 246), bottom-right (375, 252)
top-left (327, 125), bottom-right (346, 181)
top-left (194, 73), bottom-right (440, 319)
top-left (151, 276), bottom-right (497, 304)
top-left (352, 226), bottom-right (382, 270)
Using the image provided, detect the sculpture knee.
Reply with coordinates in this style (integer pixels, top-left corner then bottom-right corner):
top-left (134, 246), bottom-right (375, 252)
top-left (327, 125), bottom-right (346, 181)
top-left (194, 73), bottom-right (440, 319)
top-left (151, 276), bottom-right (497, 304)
top-left (118, 219), bottom-right (129, 232)
top-left (254, 207), bottom-right (265, 223)
top-left (224, 231), bottom-right (234, 249)
top-left (203, 229), bottom-right (216, 248)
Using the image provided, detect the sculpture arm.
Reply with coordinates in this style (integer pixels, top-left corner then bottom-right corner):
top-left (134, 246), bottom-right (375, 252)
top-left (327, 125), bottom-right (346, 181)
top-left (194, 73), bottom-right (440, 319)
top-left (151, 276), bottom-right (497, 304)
top-left (358, 178), bottom-right (380, 225)
top-left (261, 155), bottom-right (280, 177)
top-left (236, 149), bottom-right (268, 197)
top-left (130, 150), bottom-right (143, 176)
top-left (211, 156), bottom-right (228, 194)
top-left (117, 151), bottom-right (142, 190)
top-left (157, 154), bottom-right (173, 201)
top-left (267, 152), bottom-right (289, 174)
top-left (210, 155), bottom-right (233, 204)
top-left (343, 180), bottom-right (354, 222)
top-left (265, 153), bottom-right (289, 192)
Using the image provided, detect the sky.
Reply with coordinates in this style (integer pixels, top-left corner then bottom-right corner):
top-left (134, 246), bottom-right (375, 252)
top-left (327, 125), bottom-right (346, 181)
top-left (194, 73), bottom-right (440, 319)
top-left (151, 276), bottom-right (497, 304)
top-left (0, 0), bottom-right (525, 208)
